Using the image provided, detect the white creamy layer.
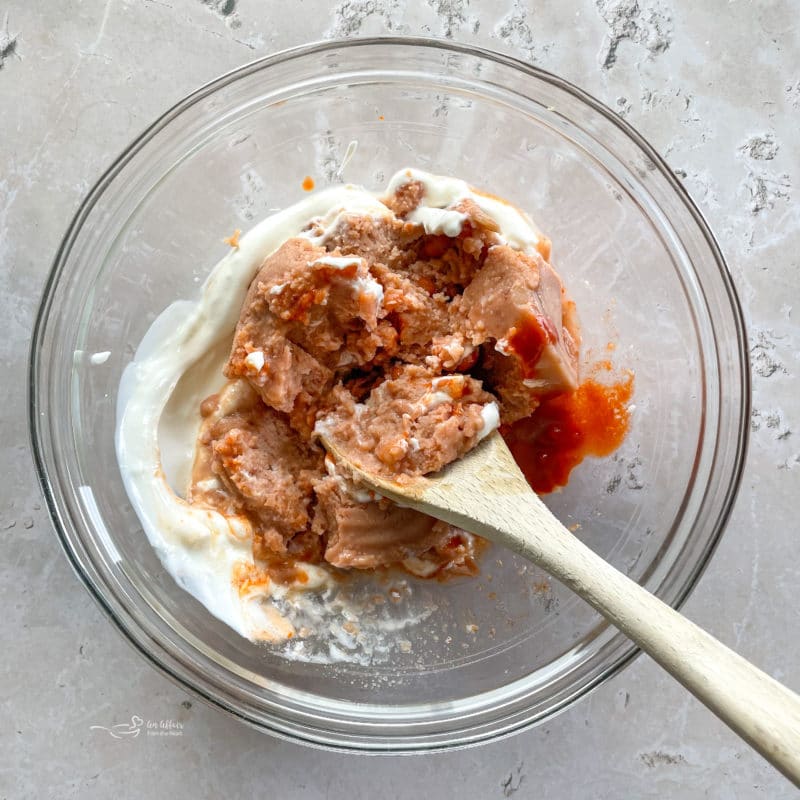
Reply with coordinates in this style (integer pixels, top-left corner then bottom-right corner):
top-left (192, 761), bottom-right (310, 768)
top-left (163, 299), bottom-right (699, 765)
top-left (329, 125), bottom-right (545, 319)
top-left (116, 168), bottom-right (542, 648)
top-left (388, 167), bottom-right (543, 253)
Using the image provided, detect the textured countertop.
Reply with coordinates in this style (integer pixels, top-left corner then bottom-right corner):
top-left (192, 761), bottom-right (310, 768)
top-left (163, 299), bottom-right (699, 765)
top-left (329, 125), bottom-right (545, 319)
top-left (2, 1), bottom-right (799, 797)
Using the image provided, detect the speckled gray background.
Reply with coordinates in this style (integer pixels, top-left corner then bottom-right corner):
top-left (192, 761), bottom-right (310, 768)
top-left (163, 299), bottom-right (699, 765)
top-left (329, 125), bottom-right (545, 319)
top-left (2, 1), bottom-right (799, 797)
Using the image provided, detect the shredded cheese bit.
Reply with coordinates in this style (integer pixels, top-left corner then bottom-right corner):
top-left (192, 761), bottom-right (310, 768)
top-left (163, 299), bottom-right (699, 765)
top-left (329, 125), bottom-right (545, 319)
top-left (223, 229), bottom-right (241, 249)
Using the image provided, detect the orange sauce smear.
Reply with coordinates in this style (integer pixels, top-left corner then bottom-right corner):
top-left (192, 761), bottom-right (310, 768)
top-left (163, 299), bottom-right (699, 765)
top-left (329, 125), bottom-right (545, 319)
top-left (502, 372), bottom-right (634, 495)
top-left (301, 175), bottom-right (315, 191)
top-left (508, 313), bottom-right (557, 376)
top-left (237, 555), bottom-right (311, 588)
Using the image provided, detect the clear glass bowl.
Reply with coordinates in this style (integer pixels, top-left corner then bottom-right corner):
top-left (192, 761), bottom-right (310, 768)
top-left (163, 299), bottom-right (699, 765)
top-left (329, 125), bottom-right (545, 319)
top-left (30, 38), bottom-right (749, 751)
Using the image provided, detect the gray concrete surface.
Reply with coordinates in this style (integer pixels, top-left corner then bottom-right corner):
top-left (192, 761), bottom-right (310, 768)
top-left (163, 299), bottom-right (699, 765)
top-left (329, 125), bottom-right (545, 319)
top-left (2, 1), bottom-right (799, 797)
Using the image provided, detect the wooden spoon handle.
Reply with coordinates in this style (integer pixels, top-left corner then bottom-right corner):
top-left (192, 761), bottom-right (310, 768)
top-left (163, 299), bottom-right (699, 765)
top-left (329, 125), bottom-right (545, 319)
top-left (401, 435), bottom-right (800, 786)
top-left (520, 509), bottom-right (800, 787)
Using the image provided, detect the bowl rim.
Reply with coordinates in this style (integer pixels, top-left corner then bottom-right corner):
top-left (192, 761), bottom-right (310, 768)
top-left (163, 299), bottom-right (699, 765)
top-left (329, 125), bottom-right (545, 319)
top-left (28, 35), bottom-right (751, 752)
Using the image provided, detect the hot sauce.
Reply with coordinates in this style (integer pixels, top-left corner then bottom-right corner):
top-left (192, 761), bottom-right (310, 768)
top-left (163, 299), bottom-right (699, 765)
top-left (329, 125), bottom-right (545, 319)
top-left (507, 312), bottom-right (557, 376)
top-left (502, 372), bottom-right (633, 494)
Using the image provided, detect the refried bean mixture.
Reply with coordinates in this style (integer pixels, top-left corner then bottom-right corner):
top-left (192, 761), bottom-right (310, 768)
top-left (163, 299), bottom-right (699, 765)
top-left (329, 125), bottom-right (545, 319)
top-left (187, 179), bottom-right (580, 579)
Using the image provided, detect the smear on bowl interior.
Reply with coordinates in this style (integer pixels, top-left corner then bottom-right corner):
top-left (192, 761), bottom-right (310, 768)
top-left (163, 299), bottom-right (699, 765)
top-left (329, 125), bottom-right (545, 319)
top-left (116, 168), bottom-right (632, 661)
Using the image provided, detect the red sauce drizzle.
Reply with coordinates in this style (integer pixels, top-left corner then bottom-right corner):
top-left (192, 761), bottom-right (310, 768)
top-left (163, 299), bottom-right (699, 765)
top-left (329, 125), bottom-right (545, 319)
top-left (508, 313), bottom-right (557, 377)
top-left (502, 373), bottom-right (634, 494)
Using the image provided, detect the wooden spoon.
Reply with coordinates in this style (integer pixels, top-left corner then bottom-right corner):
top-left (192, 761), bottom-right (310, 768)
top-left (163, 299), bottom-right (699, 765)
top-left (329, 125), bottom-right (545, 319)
top-left (322, 431), bottom-right (800, 786)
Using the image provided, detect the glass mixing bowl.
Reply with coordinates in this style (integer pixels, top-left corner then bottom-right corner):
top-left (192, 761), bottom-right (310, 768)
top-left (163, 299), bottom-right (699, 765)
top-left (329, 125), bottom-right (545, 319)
top-left (30, 38), bottom-right (749, 751)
